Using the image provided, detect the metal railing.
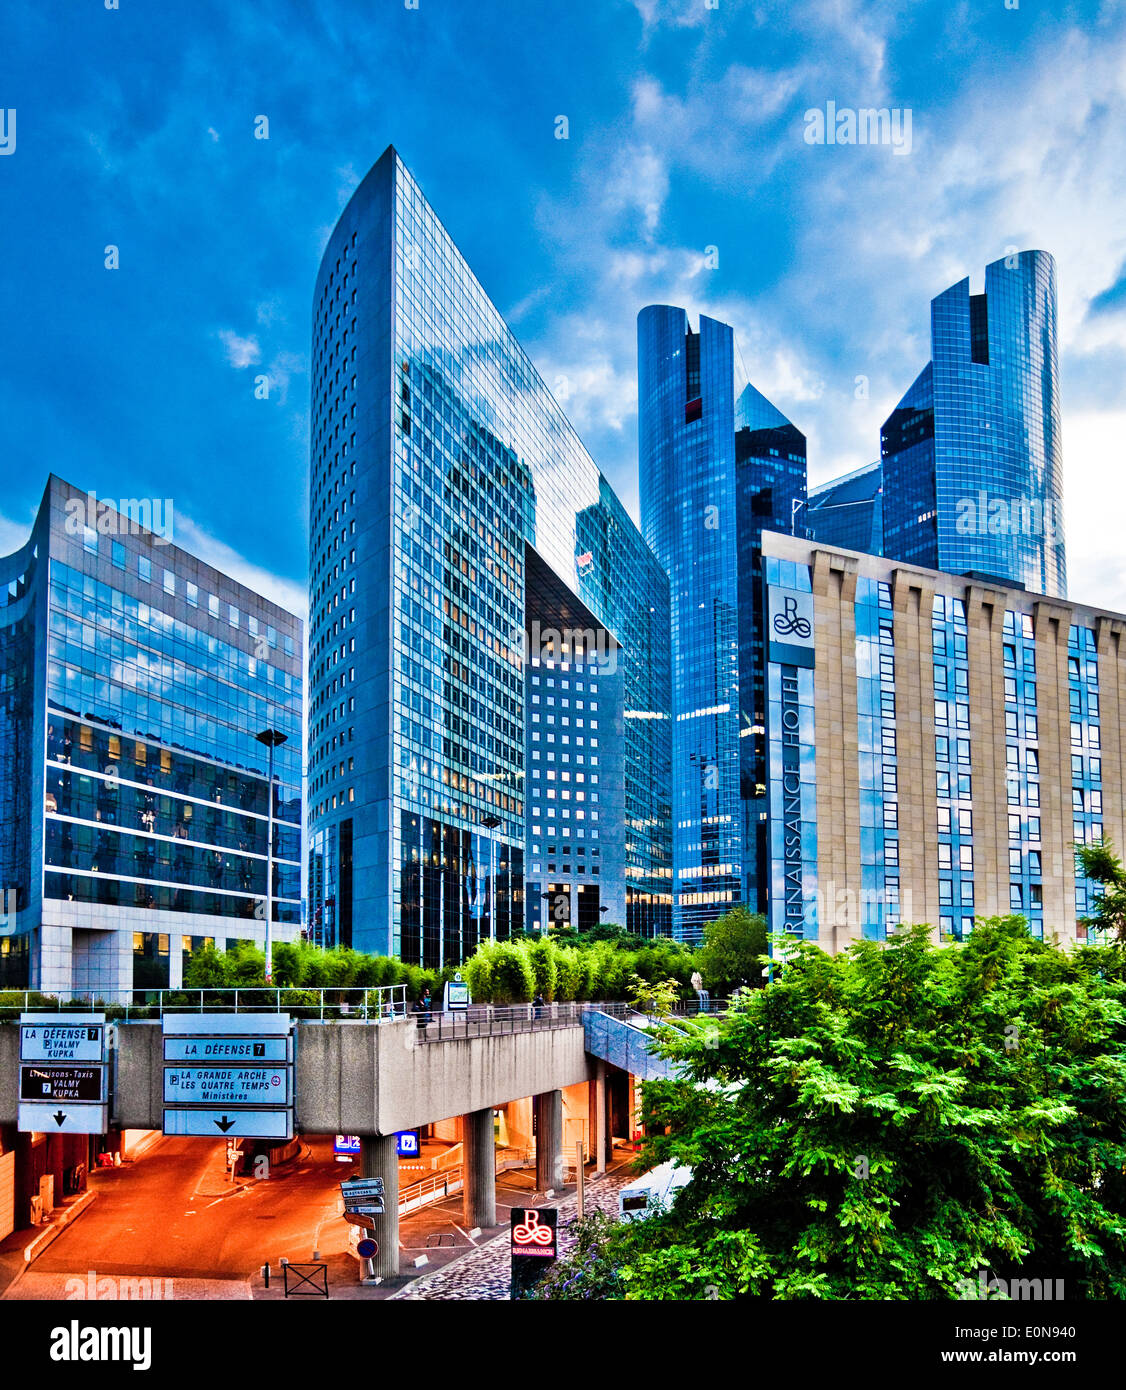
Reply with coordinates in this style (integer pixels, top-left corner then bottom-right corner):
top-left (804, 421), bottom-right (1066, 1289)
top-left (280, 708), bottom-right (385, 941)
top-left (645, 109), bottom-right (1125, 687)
top-left (0, 984), bottom-right (410, 1021)
top-left (398, 1166), bottom-right (464, 1216)
top-left (0, 988), bottom-right (729, 1027)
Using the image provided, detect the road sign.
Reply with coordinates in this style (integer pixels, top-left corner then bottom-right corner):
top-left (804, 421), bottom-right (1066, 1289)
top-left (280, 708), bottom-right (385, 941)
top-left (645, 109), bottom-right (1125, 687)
top-left (20, 1014), bottom-right (104, 1062)
top-left (163, 1036), bottom-right (289, 1062)
top-left (396, 1131), bottom-right (420, 1157)
top-left (163, 1066), bottom-right (291, 1106)
top-left (334, 1134), bottom-right (361, 1158)
top-left (162, 1013), bottom-right (291, 1035)
top-left (20, 1065), bottom-right (105, 1103)
top-left (17, 1102), bottom-right (109, 1134)
top-left (341, 1176), bottom-right (384, 1194)
top-left (163, 1108), bottom-right (293, 1139)
top-left (161, 1013), bottom-right (294, 1141)
top-left (343, 1201), bottom-right (385, 1215)
top-left (356, 1239), bottom-right (377, 1259)
top-left (344, 1211), bottom-right (377, 1230)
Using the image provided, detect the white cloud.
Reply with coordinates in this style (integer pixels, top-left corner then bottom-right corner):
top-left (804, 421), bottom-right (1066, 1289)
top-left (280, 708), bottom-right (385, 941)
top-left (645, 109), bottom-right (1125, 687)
top-left (217, 329), bottom-right (261, 368)
top-left (1060, 409), bottom-right (1126, 614)
top-left (174, 514), bottom-right (307, 620)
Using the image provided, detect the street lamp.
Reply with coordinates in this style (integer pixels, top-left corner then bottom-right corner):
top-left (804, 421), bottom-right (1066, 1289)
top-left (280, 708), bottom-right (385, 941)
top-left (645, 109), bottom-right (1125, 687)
top-left (480, 814), bottom-right (501, 940)
top-left (256, 726), bottom-right (289, 985)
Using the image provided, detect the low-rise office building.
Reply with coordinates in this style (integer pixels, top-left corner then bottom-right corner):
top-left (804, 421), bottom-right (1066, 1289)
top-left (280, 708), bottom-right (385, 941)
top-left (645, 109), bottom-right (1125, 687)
top-left (0, 476), bottom-right (303, 995)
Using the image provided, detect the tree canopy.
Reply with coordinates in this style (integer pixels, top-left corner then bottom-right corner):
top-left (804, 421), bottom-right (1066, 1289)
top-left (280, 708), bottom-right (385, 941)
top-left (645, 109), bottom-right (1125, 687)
top-left (539, 917), bottom-right (1126, 1300)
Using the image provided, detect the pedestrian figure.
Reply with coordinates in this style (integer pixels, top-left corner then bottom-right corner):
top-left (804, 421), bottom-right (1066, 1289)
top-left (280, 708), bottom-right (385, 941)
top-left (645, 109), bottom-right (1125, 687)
top-left (690, 969), bottom-right (709, 1010)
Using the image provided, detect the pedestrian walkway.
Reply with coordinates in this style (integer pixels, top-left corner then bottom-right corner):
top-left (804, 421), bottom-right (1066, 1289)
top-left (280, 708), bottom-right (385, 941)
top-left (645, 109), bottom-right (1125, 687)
top-left (393, 1161), bottom-right (634, 1300)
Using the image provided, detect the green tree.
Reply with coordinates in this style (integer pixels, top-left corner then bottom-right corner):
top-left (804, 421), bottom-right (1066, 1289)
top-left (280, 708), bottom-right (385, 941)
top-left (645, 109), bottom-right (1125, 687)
top-left (695, 906), bottom-right (768, 991)
top-left (182, 944), bottom-right (231, 989)
top-left (1076, 839), bottom-right (1126, 944)
top-left (542, 917), bottom-right (1126, 1300)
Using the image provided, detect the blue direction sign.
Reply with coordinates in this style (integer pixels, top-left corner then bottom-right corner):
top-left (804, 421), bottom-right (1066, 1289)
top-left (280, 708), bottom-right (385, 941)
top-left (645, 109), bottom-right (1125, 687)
top-left (163, 1036), bottom-right (289, 1062)
top-left (163, 1066), bottom-right (291, 1106)
top-left (161, 1013), bottom-right (294, 1142)
top-left (163, 1109), bottom-right (293, 1139)
top-left (20, 1014), bottom-right (105, 1063)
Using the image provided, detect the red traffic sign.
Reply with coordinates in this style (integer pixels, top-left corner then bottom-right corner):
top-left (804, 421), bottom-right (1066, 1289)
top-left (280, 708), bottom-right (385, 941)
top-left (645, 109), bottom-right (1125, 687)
top-left (344, 1212), bottom-right (376, 1230)
top-left (356, 1238), bottom-right (378, 1259)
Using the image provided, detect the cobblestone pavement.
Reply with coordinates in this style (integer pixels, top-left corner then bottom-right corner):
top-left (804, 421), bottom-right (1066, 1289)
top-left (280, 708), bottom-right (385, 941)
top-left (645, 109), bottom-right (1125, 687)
top-left (394, 1165), bottom-right (633, 1301)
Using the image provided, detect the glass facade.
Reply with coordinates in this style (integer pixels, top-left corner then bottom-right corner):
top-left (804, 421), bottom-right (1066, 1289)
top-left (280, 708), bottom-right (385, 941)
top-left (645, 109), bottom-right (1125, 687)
top-left (0, 476), bottom-right (303, 994)
top-left (638, 307), bottom-right (806, 940)
top-left (806, 461), bottom-right (883, 555)
top-left (307, 147), bottom-right (671, 967)
top-left (882, 251), bottom-right (1066, 597)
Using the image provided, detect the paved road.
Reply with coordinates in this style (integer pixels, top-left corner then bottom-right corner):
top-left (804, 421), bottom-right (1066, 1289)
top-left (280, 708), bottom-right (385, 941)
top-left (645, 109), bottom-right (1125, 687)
top-left (7, 1134), bottom-right (345, 1300)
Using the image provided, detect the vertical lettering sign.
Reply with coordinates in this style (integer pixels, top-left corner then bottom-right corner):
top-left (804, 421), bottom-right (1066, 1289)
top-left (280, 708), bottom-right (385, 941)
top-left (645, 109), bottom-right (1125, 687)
top-left (510, 1207), bottom-right (558, 1299)
top-left (780, 671), bottom-right (805, 929)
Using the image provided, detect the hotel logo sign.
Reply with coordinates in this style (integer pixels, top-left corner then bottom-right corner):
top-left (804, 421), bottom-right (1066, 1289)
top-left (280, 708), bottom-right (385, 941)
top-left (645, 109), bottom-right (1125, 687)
top-left (768, 586), bottom-right (815, 668)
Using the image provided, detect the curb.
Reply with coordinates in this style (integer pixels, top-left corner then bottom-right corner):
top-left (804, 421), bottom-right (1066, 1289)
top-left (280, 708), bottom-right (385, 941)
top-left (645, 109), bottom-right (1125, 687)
top-left (5, 1190), bottom-right (98, 1295)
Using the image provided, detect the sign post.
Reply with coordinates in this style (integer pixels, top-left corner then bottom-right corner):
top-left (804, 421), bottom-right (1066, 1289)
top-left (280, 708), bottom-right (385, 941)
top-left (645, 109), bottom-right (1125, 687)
top-left (510, 1207), bottom-right (558, 1300)
top-left (161, 1014), bottom-right (295, 1141)
top-left (18, 1014), bottom-right (108, 1134)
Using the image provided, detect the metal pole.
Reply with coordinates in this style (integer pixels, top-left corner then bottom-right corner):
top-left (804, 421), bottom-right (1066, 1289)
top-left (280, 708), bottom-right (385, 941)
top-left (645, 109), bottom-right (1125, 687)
top-left (490, 832), bottom-right (496, 941)
top-left (576, 1140), bottom-right (585, 1219)
top-left (264, 736), bottom-right (274, 985)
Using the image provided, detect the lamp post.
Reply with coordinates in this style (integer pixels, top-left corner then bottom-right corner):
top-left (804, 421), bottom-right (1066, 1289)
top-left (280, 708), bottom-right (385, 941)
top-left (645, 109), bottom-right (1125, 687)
top-left (791, 496), bottom-right (809, 536)
top-left (256, 726), bottom-right (289, 985)
top-left (480, 813), bottom-right (501, 941)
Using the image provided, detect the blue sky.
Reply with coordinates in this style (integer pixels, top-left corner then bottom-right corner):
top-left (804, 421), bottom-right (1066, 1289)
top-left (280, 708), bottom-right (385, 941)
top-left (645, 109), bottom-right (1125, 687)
top-left (2, 0), bottom-right (1125, 613)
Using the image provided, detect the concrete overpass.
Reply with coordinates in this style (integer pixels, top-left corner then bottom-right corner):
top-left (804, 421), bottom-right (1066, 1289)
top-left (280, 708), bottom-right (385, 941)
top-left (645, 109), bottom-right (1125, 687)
top-left (0, 1002), bottom-right (686, 1276)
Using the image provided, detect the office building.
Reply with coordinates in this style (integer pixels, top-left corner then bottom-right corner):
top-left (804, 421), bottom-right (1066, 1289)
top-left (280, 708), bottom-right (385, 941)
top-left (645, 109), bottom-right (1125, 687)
top-left (805, 461), bottom-right (883, 554)
top-left (306, 146), bottom-right (671, 966)
top-left (638, 306), bottom-right (806, 940)
top-left (881, 250), bottom-right (1066, 596)
top-left (0, 475), bottom-right (303, 995)
top-left (762, 531), bottom-right (1112, 949)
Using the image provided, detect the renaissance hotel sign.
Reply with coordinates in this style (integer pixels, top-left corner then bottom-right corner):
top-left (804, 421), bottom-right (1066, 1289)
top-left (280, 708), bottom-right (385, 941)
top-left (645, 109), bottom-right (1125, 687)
top-left (767, 581), bottom-right (816, 937)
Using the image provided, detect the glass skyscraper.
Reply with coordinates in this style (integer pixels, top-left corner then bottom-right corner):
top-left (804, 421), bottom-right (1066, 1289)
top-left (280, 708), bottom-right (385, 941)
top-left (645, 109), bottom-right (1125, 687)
top-left (0, 476), bottom-right (303, 994)
top-left (881, 250), bottom-right (1066, 597)
top-left (805, 461), bottom-right (883, 555)
top-left (638, 307), bottom-right (806, 940)
top-left (307, 147), bottom-right (671, 967)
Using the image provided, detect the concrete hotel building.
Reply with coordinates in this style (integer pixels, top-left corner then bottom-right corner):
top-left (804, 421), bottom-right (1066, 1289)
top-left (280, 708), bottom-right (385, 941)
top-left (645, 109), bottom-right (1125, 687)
top-left (0, 476), bottom-right (303, 995)
top-left (762, 531), bottom-right (1113, 947)
top-left (306, 147), bottom-right (672, 965)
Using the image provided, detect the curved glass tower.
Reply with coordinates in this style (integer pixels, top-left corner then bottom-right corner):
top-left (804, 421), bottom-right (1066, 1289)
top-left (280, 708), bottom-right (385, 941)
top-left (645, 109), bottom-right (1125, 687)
top-left (638, 307), bottom-right (806, 940)
top-left (307, 147), bottom-right (672, 966)
top-left (881, 250), bottom-right (1066, 597)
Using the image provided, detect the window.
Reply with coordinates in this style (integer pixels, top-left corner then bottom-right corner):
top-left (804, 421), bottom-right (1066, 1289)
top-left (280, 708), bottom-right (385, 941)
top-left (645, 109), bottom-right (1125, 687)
top-left (139, 556), bottom-right (152, 582)
top-left (186, 582), bottom-right (198, 607)
top-left (112, 541), bottom-right (125, 569)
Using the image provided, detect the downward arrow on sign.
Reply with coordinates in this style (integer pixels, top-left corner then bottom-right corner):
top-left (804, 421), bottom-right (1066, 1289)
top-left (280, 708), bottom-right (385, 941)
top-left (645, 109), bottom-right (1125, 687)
top-left (214, 1116), bottom-right (236, 1133)
top-left (53, 1111), bottom-right (67, 1127)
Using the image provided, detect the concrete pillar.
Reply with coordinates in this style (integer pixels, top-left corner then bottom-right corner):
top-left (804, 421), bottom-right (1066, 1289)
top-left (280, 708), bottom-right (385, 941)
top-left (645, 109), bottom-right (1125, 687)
top-left (534, 1089), bottom-right (563, 1192)
top-left (593, 1062), bottom-right (608, 1172)
top-left (361, 1134), bottom-right (399, 1279)
top-left (462, 1108), bottom-right (496, 1229)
